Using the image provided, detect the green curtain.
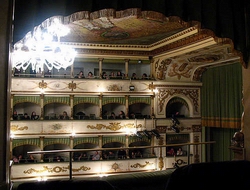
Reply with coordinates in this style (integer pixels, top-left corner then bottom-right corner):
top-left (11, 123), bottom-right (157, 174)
top-left (12, 138), bottom-right (40, 148)
top-left (13, 96), bottom-right (40, 106)
top-left (201, 63), bottom-right (243, 129)
top-left (201, 63), bottom-right (243, 162)
top-left (204, 127), bottom-right (238, 162)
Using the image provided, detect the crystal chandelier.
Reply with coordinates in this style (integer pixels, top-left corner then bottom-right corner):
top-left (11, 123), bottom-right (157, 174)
top-left (12, 18), bottom-right (76, 73)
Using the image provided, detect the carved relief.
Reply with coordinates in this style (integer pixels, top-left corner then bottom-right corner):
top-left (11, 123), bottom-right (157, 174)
top-left (107, 84), bottom-right (122, 91)
top-left (158, 157), bottom-right (164, 170)
top-left (50, 124), bottom-right (63, 130)
top-left (87, 122), bottom-right (139, 131)
top-left (130, 161), bottom-right (153, 168)
top-left (111, 162), bottom-right (122, 171)
top-left (68, 82), bottom-right (76, 90)
top-left (193, 67), bottom-right (207, 81)
top-left (192, 125), bottom-right (201, 132)
top-left (39, 80), bottom-right (47, 89)
top-left (11, 125), bottom-right (28, 131)
top-left (87, 124), bottom-right (106, 130)
top-left (24, 165), bottom-right (91, 174)
top-left (188, 54), bottom-right (221, 63)
top-left (156, 126), bottom-right (167, 133)
top-left (71, 165), bottom-right (91, 172)
top-left (168, 62), bottom-right (193, 80)
top-left (157, 88), bottom-right (199, 114)
top-left (155, 59), bottom-right (172, 80)
top-left (106, 122), bottom-right (123, 131)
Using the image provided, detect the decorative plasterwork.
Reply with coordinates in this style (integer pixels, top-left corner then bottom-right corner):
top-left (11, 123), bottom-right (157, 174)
top-left (23, 165), bottom-right (91, 174)
top-left (39, 80), bottom-right (47, 89)
top-left (192, 125), bottom-right (202, 132)
top-left (87, 122), bottom-right (142, 131)
top-left (15, 8), bottom-right (244, 80)
top-left (130, 161), bottom-right (153, 168)
top-left (111, 162), bottom-right (121, 171)
top-left (156, 87), bottom-right (199, 114)
top-left (107, 84), bottom-right (122, 91)
top-left (11, 125), bottom-right (28, 131)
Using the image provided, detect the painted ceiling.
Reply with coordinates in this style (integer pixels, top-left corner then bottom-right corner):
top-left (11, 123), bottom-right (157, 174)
top-left (15, 8), bottom-right (243, 82)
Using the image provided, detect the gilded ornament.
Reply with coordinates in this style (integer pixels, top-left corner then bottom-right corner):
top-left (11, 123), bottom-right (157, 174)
top-left (158, 157), bottom-right (164, 170)
top-left (156, 59), bottom-right (171, 80)
top-left (51, 124), bottom-right (62, 130)
top-left (72, 165), bottom-right (91, 172)
top-left (68, 82), bottom-right (76, 90)
top-left (39, 80), bottom-right (47, 89)
top-left (168, 62), bottom-right (193, 80)
top-left (130, 161), bottom-right (151, 168)
top-left (106, 122), bottom-right (122, 131)
top-left (108, 84), bottom-right (122, 91)
top-left (11, 125), bottom-right (28, 131)
top-left (87, 124), bottom-right (105, 130)
top-left (111, 162), bottom-right (120, 171)
top-left (24, 165), bottom-right (91, 174)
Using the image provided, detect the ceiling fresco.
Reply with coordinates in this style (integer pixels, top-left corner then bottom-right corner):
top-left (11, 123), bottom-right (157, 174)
top-left (62, 10), bottom-right (186, 45)
top-left (14, 8), bottom-right (243, 82)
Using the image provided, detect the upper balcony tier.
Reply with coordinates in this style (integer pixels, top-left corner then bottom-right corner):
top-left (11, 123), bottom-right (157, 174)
top-left (11, 77), bottom-right (201, 95)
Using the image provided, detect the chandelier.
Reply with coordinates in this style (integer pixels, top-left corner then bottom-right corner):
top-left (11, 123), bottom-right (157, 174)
top-left (12, 18), bottom-right (76, 73)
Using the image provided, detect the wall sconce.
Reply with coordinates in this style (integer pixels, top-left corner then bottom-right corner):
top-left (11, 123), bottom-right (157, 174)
top-left (129, 85), bottom-right (135, 91)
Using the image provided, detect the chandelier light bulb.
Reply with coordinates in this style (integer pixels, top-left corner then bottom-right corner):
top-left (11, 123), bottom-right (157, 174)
top-left (12, 18), bottom-right (76, 73)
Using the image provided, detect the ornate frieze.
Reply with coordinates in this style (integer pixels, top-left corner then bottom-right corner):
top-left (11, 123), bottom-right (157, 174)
top-left (156, 87), bottom-right (200, 114)
top-left (87, 122), bottom-right (139, 131)
top-left (24, 165), bottom-right (91, 174)
top-left (130, 161), bottom-right (153, 168)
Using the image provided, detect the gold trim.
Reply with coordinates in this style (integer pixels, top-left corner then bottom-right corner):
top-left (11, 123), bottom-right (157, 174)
top-left (11, 125), bottom-right (28, 131)
top-left (87, 122), bottom-right (138, 131)
top-left (23, 165), bottom-right (91, 174)
top-left (130, 161), bottom-right (153, 168)
top-left (39, 80), bottom-right (47, 89)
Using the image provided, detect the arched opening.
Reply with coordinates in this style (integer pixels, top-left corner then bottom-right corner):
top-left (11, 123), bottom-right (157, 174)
top-left (12, 144), bottom-right (40, 163)
top-left (129, 141), bottom-right (151, 158)
top-left (166, 97), bottom-right (189, 118)
top-left (102, 142), bottom-right (125, 160)
top-left (129, 103), bottom-right (151, 119)
top-left (73, 143), bottom-right (99, 161)
top-left (44, 143), bottom-right (70, 162)
top-left (74, 103), bottom-right (99, 119)
top-left (13, 102), bottom-right (40, 120)
top-left (44, 103), bottom-right (70, 120)
top-left (102, 103), bottom-right (126, 119)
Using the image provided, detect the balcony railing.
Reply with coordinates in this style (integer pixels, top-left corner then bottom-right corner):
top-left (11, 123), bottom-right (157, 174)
top-left (11, 141), bottom-right (216, 180)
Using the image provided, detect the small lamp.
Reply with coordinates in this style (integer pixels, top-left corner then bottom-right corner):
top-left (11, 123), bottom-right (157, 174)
top-left (129, 84), bottom-right (135, 91)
